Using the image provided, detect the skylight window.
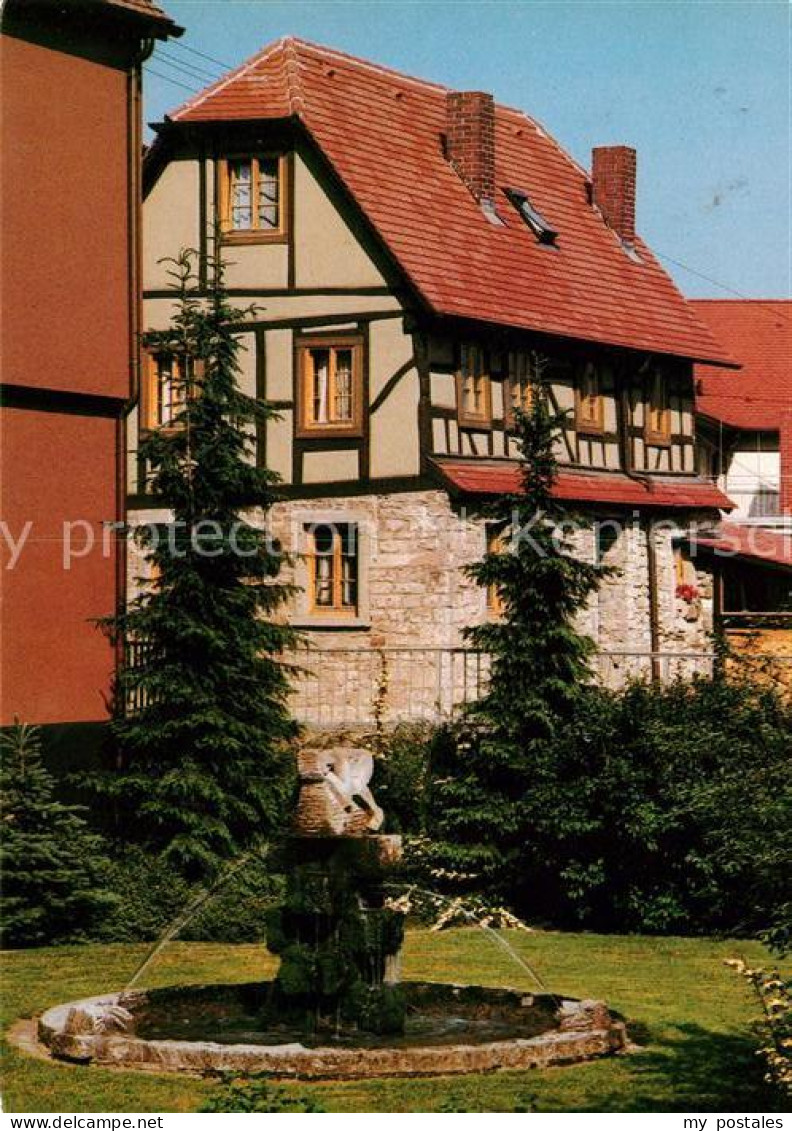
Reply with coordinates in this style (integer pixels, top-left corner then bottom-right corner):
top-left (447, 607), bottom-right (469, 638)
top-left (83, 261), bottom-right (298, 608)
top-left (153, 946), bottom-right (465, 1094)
top-left (504, 188), bottom-right (558, 245)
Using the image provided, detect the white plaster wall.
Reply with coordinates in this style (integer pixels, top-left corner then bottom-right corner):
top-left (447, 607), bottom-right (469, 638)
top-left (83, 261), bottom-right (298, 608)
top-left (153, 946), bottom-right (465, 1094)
top-left (143, 160), bottom-right (200, 291)
top-left (293, 152), bottom-right (386, 288)
top-left (369, 318), bottom-right (420, 478)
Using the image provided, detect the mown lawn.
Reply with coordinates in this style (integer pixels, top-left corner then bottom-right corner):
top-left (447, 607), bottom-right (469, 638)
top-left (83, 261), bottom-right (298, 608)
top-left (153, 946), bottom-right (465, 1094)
top-left (1, 930), bottom-right (785, 1113)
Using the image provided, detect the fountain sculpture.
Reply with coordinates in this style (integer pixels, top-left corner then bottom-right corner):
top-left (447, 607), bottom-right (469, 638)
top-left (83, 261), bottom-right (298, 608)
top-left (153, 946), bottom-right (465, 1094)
top-left (265, 747), bottom-right (406, 1036)
top-left (35, 746), bottom-right (627, 1078)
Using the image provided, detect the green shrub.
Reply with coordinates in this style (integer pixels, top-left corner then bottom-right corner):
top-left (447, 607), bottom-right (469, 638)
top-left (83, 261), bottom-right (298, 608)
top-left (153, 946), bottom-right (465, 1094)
top-left (372, 722), bottom-right (434, 835)
top-left (200, 1074), bottom-right (325, 1113)
top-left (0, 723), bottom-right (116, 948)
top-left (419, 674), bottom-right (792, 937)
top-left (597, 674), bottom-right (792, 935)
top-left (93, 845), bottom-right (283, 943)
top-left (762, 905), bottom-right (792, 958)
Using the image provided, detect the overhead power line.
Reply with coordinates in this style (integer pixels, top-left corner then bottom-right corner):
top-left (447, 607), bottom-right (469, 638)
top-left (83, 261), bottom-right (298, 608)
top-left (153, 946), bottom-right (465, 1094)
top-left (167, 39), bottom-right (234, 72)
top-left (653, 248), bottom-right (750, 299)
top-left (653, 249), bottom-right (792, 320)
top-left (153, 49), bottom-right (222, 84)
top-left (143, 66), bottom-right (199, 94)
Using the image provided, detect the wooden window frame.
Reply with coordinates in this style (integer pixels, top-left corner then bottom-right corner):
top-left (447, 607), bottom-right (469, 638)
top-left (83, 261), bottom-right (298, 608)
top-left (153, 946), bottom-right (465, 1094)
top-left (217, 154), bottom-right (288, 245)
top-left (644, 370), bottom-right (672, 446)
top-left (306, 523), bottom-right (359, 617)
top-left (140, 350), bottom-right (201, 433)
top-left (575, 362), bottom-right (605, 435)
top-left (485, 523), bottom-right (508, 616)
top-left (504, 350), bottom-right (534, 430)
top-left (295, 334), bottom-right (364, 439)
top-left (456, 343), bottom-right (492, 429)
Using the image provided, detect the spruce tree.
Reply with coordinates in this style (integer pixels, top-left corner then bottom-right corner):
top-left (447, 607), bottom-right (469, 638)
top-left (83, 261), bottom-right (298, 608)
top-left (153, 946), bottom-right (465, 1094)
top-left (425, 362), bottom-right (606, 906)
top-left (0, 722), bottom-right (113, 948)
top-left (103, 246), bottom-right (299, 878)
top-left (465, 365), bottom-right (604, 724)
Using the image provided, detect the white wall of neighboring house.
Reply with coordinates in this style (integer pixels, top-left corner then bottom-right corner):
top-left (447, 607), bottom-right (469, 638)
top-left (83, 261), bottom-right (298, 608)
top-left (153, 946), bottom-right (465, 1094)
top-left (721, 435), bottom-right (781, 522)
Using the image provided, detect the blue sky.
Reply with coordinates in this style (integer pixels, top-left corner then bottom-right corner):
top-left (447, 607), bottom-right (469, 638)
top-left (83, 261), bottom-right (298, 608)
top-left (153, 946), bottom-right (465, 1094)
top-left (145, 0), bottom-right (791, 300)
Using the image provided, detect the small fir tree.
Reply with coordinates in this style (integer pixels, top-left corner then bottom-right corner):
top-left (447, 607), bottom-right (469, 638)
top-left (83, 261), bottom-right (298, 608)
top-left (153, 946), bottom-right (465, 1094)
top-left (0, 722), bottom-right (114, 948)
top-left (425, 362), bottom-right (607, 905)
top-left (465, 364), bottom-right (604, 723)
top-left (103, 246), bottom-right (299, 878)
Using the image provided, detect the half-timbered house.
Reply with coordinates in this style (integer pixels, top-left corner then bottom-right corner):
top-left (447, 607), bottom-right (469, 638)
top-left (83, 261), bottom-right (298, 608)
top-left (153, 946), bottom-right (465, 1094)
top-left (133, 37), bottom-right (737, 720)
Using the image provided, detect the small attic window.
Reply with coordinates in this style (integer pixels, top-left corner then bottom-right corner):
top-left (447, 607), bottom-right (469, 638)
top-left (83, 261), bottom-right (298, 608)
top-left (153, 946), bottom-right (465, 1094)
top-left (504, 188), bottom-right (558, 245)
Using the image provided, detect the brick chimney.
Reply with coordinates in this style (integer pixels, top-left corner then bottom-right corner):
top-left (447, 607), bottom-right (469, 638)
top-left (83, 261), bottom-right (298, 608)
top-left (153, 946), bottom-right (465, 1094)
top-left (446, 90), bottom-right (496, 206)
top-left (592, 145), bottom-right (637, 244)
top-left (780, 411), bottom-right (792, 516)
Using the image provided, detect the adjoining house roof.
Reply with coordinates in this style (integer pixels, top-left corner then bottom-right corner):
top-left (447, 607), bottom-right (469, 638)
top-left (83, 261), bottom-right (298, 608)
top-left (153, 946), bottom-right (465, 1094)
top-left (167, 37), bottom-right (733, 366)
top-left (97, 0), bottom-right (181, 34)
top-left (692, 300), bottom-right (791, 431)
top-left (690, 522), bottom-right (792, 572)
top-left (432, 458), bottom-right (734, 511)
top-left (101, 0), bottom-right (168, 16)
top-left (3, 0), bottom-right (183, 36)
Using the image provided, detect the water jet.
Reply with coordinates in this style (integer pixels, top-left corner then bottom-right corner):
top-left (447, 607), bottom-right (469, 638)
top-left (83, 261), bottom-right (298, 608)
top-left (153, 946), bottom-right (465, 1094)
top-left (38, 746), bottom-right (627, 1078)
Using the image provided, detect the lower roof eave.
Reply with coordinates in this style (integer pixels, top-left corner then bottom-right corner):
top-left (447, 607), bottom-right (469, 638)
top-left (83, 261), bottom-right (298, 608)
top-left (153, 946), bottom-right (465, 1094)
top-left (431, 458), bottom-right (734, 512)
top-left (687, 525), bottom-right (792, 573)
top-left (425, 312), bottom-right (741, 370)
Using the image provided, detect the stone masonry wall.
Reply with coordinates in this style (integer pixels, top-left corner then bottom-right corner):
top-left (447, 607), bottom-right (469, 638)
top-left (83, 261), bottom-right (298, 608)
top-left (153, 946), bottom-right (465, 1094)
top-left (127, 492), bottom-right (717, 726)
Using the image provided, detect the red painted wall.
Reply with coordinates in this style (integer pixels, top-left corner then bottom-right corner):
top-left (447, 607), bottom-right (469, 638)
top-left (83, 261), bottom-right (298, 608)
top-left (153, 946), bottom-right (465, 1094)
top-left (0, 15), bottom-right (137, 726)
top-left (1, 408), bottom-right (119, 724)
top-left (0, 31), bottom-right (131, 400)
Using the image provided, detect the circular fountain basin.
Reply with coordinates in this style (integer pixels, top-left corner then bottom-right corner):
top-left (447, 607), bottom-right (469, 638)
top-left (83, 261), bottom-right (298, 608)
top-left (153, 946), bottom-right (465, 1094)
top-left (38, 981), bottom-right (627, 1079)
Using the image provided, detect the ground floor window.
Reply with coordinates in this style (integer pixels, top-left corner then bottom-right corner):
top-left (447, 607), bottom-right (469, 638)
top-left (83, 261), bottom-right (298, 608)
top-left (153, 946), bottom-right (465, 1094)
top-left (307, 522), bottom-right (359, 615)
top-left (722, 561), bottom-right (792, 614)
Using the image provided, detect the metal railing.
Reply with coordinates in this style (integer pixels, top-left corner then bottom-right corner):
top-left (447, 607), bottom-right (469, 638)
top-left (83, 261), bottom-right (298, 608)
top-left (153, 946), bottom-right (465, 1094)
top-left (285, 646), bottom-right (792, 727)
top-left (285, 646), bottom-right (491, 728)
top-left (593, 650), bottom-right (717, 685)
top-left (123, 641), bottom-right (792, 727)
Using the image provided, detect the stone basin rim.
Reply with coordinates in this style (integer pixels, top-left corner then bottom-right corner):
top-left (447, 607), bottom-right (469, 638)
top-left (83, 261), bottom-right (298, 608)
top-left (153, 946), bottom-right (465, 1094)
top-left (38, 981), bottom-right (628, 1080)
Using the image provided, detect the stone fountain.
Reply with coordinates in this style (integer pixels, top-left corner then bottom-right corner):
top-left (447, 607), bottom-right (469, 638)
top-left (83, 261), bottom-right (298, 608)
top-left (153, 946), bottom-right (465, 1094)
top-left (36, 747), bottom-right (627, 1078)
top-left (263, 747), bottom-right (406, 1037)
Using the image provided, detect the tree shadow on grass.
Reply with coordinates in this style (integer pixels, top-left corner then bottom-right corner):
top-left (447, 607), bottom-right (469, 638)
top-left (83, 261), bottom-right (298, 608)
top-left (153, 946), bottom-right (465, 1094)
top-left (590, 1022), bottom-right (782, 1113)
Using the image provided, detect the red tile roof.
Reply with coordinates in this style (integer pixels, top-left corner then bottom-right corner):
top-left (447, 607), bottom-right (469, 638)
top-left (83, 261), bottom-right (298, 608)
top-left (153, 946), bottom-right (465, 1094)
top-left (433, 458), bottom-right (733, 511)
top-left (691, 523), bottom-right (792, 571)
top-left (168, 37), bottom-right (732, 365)
top-left (692, 300), bottom-right (791, 430)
